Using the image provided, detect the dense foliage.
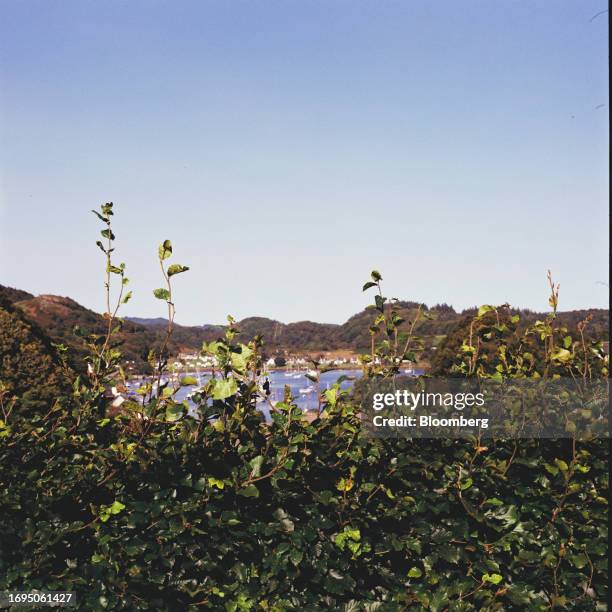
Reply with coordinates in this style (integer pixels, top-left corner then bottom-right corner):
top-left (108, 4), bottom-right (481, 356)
top-left (0, 205), bottom-right (608, 610)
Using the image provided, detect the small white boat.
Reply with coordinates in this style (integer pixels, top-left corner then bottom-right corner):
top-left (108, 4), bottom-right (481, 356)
top-left (299, 387), bottom-right (314, 394)
top-left (186, 386), bottom-right (206, 400)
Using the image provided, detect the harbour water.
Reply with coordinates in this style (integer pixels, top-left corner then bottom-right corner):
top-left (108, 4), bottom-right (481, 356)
top-left (126, 369), bottom-right (362, 417)
top-left (176, 369), bottom-right (363, 416)
top-left (126, 367), bottom-right (424, 419)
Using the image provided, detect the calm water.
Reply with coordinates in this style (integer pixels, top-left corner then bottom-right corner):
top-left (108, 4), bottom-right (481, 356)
top-left (128, 367), bottom-right (423, 419)
top-left (185, 369), bottom-right (362, 417)
top-left (127, 369), bottom-right (364, 418)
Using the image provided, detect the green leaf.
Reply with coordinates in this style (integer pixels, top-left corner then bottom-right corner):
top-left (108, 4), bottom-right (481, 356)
top-left (477, 305), bottom-right (495, 318)
top-left (167, 264), bottom-right (189, 277)
top-left (347, 528), bottom-right (360, 541)
top-left (569, 553), bottom-right (588, 569)
top-left (237, 484), bottom-right (260, 498)
top-left (153, 288), bottom-right (170, 300)
top-left (289, 549), bottom-right (303, 566)
top-left (370, 270), bottom-right (382, 281)
top-left (165, 403), bottom-right (183, 422)
top-left (249, 456), bottom-right (264, 478)
top-left (180, 376), bottom-right (198, 386)
top-left (99, 500), bottom-right (126, 522)
top-left (544, 463), bottom-right (559, 476)
top-left (482, 573), bottom-right (503, 585)
top-left (211, 378), bottom-right (238, 400)
top-left (230, 345), bottom-right (253, 371)
top-left (336, 477), bottom-right (353, 492)
top-left (208, 477), bottom-right (225, 490)
top-left (324, 387), bottom-right (338, 407)
top-left (407, 567), bottom-right (422, 578)
top-left (552, 348), bottom-right (572, 363)
top-left (158, 239), bottom-right (172, 260)
top-left (362, 281), bottom-right (377, 291)
top-left (460, 477), bottom-right (473, 490)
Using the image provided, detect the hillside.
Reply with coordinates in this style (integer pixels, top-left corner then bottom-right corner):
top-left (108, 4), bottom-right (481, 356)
top-left (3, 293), bottom-right (164, 373)
top-left (0, 295), bottom-right (74, 414)
top-left (0, 286), bottom-right (34, 304)
top-left (1, 285), bottom-right (608, 373)
top-left (124, 317), bottom-right (169, 327)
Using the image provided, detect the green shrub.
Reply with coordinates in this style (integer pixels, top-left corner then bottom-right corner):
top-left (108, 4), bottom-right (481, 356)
top-left (0, 206), bottom-right (607, 610)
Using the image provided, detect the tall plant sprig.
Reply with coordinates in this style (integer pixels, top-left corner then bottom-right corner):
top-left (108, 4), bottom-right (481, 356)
top-left (361, 270), bottom-right (424, 378)
top-left (151, 240), bottom-right (189, 400)
top-left (90, 202), bottom-right (132, 389)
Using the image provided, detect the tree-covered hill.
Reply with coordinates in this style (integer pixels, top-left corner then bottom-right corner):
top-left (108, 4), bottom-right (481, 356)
top-left (0, 289), bottom-right (177, 373)
top-left (1, 285), bottom-right (608, 372)
top-left (0, 296), bottom-right (73, 414)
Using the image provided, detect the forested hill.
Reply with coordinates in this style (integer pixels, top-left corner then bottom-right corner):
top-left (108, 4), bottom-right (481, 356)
top-left (0, 294), bottom-right (73, 412)
top-left (0, 288), bottom-right (212, 372)
top-left (1, 285), bottom-right (608, 373)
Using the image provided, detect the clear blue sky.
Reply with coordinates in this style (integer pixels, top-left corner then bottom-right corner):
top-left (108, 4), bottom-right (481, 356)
top-left (0, 1), bottom-right (608, 325)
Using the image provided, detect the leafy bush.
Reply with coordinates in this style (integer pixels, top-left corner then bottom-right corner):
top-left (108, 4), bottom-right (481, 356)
top-left (0, 205), bottom-right (608, 610)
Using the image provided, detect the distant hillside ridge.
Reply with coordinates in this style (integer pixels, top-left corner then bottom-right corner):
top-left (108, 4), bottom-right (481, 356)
top-left (126, 317), bottom-right (170, 327)
top-left (1, 284), bottom-right (608, 372)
